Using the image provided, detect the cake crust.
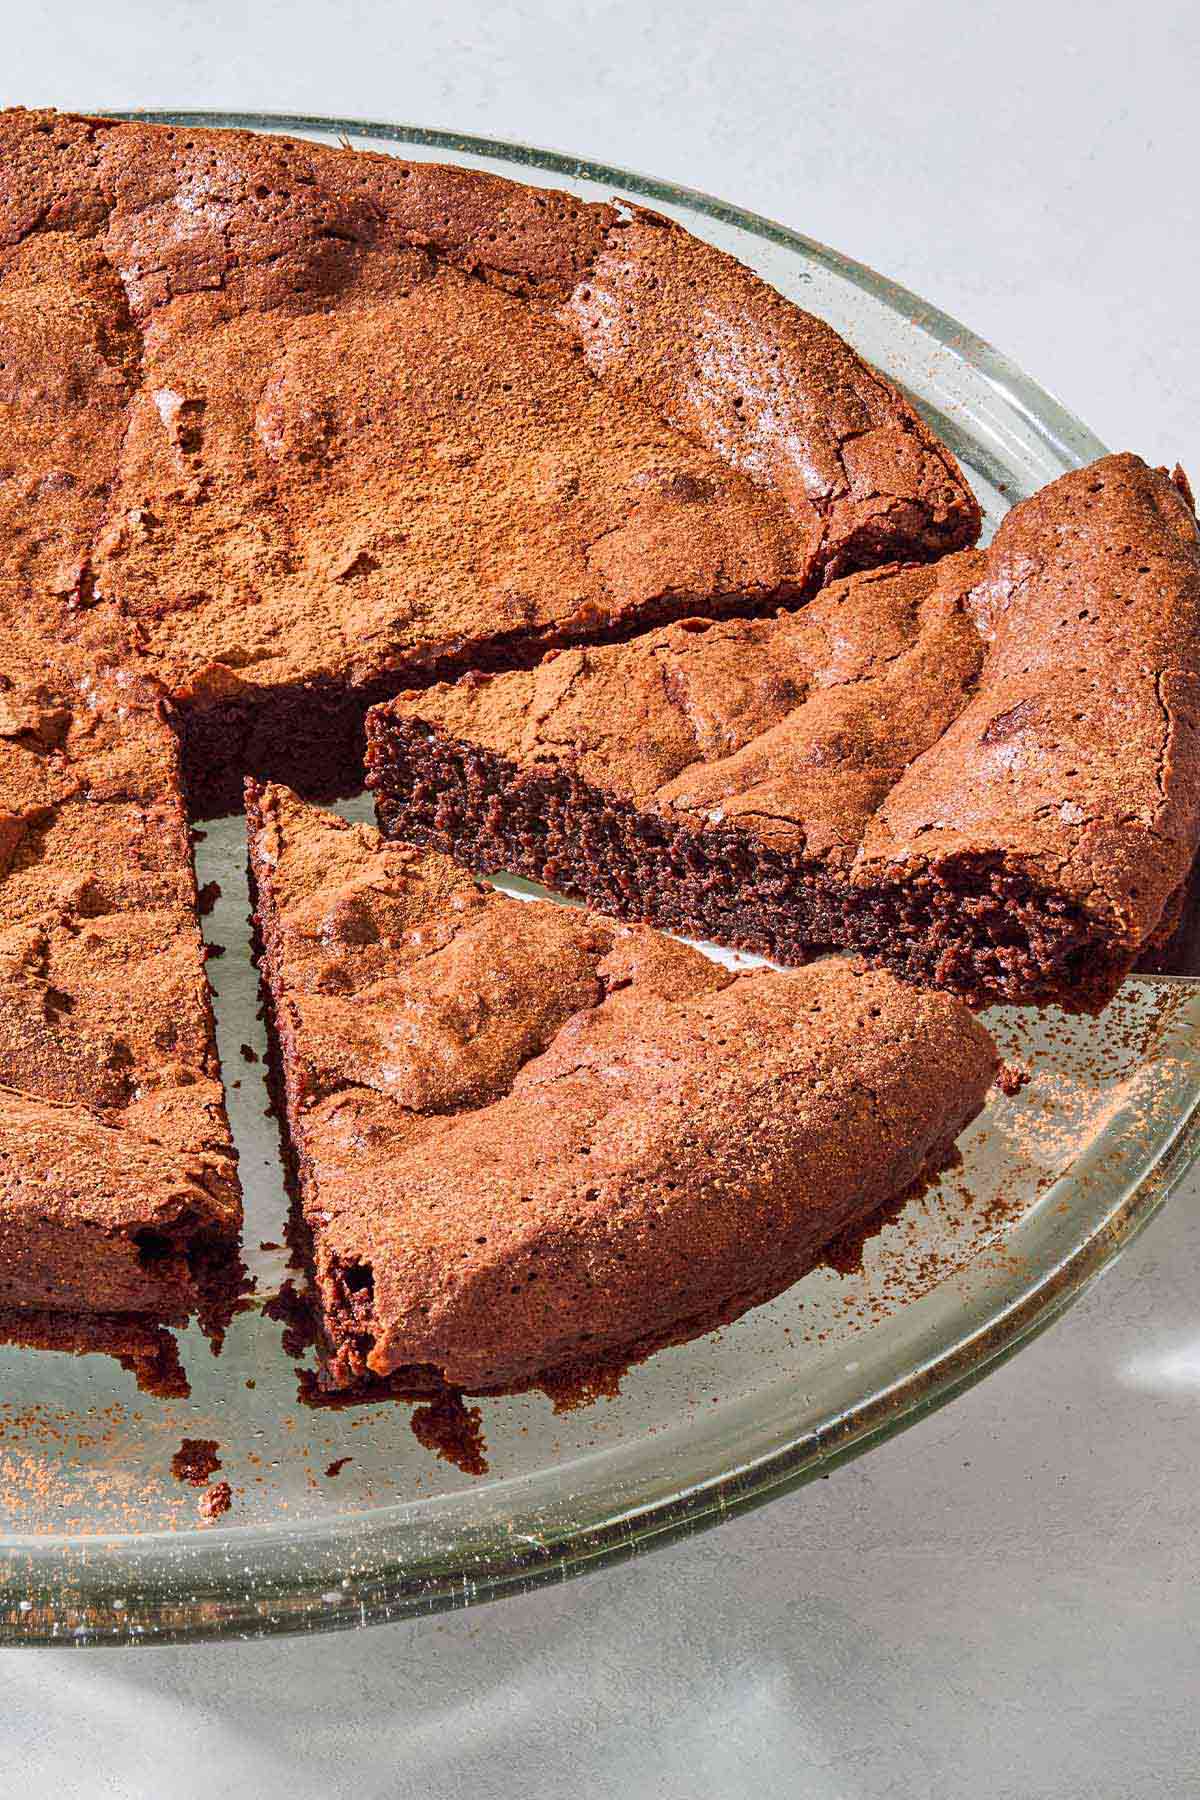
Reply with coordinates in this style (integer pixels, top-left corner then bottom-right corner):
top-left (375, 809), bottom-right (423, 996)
top-left (367, 454), bottom-right (1200, 1011)
top-left (559, 205), bottom-right (977, 577)
top-left (247, 781), bottom-right (996, 1395)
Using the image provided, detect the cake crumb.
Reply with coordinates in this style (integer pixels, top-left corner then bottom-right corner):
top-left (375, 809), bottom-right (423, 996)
top-left (196, 880), bottom-right (222, 916)
top-left (264, 1279), bottom-right (317, 1359)
top-left (998, 1062), bottom-right (1031, 1096)
top-left (540, 1359), bottom-right (626, 1413)
top-left (410, 1391), bottom-right (488, 1476)
top-left (171, 1438), bottom-right (222, 1487)
top-left (199, 1480), bottom-right (232, 1521)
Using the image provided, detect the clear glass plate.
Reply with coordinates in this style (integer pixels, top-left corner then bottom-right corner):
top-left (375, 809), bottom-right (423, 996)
top-left (2, 113), bottom-right (1196, 1648)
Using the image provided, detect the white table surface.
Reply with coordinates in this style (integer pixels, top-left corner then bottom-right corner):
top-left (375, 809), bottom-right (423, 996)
top-left (3, 4), bottom-right (1199, 1793)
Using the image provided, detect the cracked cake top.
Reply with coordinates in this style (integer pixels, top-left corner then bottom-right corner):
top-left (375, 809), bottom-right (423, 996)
top-left (0, 109), bottom-right (979, 717)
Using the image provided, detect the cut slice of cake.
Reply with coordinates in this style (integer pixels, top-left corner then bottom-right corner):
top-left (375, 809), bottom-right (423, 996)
top-left (366, 454), bottom-right (1200, 1013)
top-left (0, 635), bottom-right (242, 1353)
top-left (247, 780), bottom-right (997, 1397)
top-left (1, 110), bottom-right (980, 817)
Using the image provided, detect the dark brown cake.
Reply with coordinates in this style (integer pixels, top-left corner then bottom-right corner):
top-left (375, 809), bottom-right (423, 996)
top-left (367, 454), bottom-right (1200, 1013)
top-left (0, 108), bottom-right (980, 816)
top-left (247, 781), bottom-right (997, 1395)
top-left (0, 632), bottom-right (241, 1343)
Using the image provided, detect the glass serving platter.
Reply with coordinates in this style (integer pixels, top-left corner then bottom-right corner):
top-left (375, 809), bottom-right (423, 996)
top-left (2, 112), bottom-right (1197, 1648)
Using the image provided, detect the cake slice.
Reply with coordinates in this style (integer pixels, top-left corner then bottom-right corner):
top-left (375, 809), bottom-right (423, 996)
top-left (366, 454), bottom-right (1200, 1013)
top-left (0, 634), bottom-right (242, 1352)
top-left (247, 781), bottom-right (996, 1396)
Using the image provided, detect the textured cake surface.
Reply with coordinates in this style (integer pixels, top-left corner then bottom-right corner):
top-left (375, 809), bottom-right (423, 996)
top-left (92, 259), bottom-right (811, 692)
top-left (247, 781), bottom-right (997, 1394)
top-left (0, 108), bottom-right (980, 812)
top-left (369, 454), bottom-right (1200, 1010)
top-left (0, 633), bottom-right (240, 1323)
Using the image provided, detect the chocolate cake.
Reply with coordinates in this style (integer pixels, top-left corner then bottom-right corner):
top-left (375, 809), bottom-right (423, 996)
top-left (246, 781), bottom-right (997, 1395)
top-left (366, 454), bottom-right (1200, 1013)
top-left (0, 107), bottom-right (1193, 1399)
top-left (0, 108), bottom-right (980, 816)
top-left (0, 633), bottom-right (241, 1344)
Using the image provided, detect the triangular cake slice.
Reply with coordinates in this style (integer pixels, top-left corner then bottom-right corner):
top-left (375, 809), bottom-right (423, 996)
top-left (0, 634), bottom-right (241, 1355)
top-left (247, 781), bottom-right (996, 1396)
top-left (366, 454), bottom-right (1200, 1013)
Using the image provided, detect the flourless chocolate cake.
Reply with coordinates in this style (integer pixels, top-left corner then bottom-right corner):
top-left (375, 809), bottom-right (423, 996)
top-left (367, 455), bottom-right (1200, 1013)
top-left (0, 108), bottom-right (980, 816)
top-left (246, 781), bottom-right (997, 1395)
top-left (0, 631), bottom-right (241, 1349)
top-left (1, 108), bottom-right (1196, 1397)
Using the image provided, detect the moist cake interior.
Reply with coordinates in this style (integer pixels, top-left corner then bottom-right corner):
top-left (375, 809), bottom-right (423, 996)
top-left (368, 725), bottom-right (1113, 1011)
